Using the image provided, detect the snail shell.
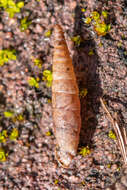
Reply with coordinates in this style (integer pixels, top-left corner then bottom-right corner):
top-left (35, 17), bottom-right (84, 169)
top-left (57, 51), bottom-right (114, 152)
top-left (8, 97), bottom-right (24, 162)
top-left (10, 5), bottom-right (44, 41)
top-left (52, 24), bottom-right (81, 168)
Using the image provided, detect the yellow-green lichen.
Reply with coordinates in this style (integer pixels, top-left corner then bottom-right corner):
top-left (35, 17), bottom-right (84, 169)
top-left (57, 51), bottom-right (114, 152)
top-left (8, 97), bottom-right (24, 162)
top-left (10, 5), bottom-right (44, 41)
top-left (79, 88), bottom-right (88, 97)
top-left (0, 130), bottom-right (8, 143)
top-left (33, 58), bottom-right (43, 69)
top-left (79, 146), bottom-right (91, 157)
top-left (94, 21), bottom-right (111, 36)
top-left (4, 111), bottom-right (14, 118)
top-left (20, 17), bottom-right (32, 32)
top-left (54, 179), bottom-right (59, 185)
top-left (0, 0), bottom-right (24, 18)
top-left (47, 98), bottom-right (52, 103)
top-left (81, 181), bottom-right (86, 186)
top-left (98, 42), bottom-right (103, 47)
top-left (44, 30), bottom-right (52, 38)
top-left (16, 114), bottom-right (24, 121)
top-left (88, 49), bottom-right (94, 56)
top-left (107, 164), bottom-right (111, 168)
top-left (12, 114), bottom-right (24, 122)
top-left (0, 148), bottom-right (7, 162)
top-left (0, 49), bottom-right (16, 66)
top-left (102, 11), bottom-right (108, 19)
top-left (124, 51), bottom-right (127, 56)
top-left (81, 8), bottom-right (86, 12)
top-left (91, 11), bottom-right (100, 21)
top-left (84, 10), bottom-right (111, 36)
top-left (45, 131), bottom-right (52, 136)
top-left (108, 130), bottom-right (116, 140)
top-left (71, 35), bottom-right (82, 46)
top-left (42, 70), bottom-right (52, 87)
top-left (9, 128), bottom-right (19, 141)
top-left (28, 77), bottom-right (39, 88)
top-left (117, 42), bottom-right (122, 48)
top-left (84, 17), bottom-right (92, 24)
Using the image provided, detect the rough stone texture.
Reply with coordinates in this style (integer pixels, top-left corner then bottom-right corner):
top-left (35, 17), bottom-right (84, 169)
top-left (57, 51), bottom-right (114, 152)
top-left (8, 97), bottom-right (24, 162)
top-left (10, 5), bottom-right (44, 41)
top-left (0, 0), bottom-right (127, 189)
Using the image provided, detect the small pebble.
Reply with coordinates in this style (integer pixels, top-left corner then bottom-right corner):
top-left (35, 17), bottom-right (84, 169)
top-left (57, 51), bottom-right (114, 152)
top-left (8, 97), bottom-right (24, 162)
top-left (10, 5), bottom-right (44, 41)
top-left (5, 32), bottom-right (12, 39)
top-left (0, 23), bottom-right (3, 30)
top-left (35, 24), bottom-right (43, 33)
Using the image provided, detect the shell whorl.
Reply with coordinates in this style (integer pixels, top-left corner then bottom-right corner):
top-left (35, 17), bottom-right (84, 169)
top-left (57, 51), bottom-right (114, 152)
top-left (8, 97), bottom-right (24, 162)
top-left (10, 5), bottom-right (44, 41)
top-left (52, 24), bottom-right (81, 168)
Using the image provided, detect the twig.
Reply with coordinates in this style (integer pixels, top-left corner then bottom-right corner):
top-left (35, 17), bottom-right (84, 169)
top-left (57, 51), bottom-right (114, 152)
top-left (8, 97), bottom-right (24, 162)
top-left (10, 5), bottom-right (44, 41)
top-left (100, 98), bottom-right (127, 164)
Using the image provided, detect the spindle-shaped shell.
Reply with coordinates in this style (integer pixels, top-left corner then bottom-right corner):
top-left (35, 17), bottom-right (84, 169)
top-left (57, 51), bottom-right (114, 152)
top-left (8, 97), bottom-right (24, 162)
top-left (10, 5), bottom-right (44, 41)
top-left (52, 24), bottom-right (81, 168)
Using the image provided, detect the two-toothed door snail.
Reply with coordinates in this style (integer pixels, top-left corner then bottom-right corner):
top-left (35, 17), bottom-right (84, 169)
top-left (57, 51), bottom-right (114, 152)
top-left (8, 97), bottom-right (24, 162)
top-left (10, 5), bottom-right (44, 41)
top-left (52, 24), bottom-right (81, 168)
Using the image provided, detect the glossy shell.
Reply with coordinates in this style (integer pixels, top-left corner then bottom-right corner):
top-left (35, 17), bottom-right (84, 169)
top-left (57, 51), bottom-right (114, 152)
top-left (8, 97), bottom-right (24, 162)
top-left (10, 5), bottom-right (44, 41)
top-left (52, 24), bottom-right (81, 168)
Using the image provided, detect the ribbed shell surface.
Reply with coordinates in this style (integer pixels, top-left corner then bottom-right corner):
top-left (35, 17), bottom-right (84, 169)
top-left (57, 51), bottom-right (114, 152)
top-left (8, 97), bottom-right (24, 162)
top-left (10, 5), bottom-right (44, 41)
top-left (52, 24), bottom-right (81, 168)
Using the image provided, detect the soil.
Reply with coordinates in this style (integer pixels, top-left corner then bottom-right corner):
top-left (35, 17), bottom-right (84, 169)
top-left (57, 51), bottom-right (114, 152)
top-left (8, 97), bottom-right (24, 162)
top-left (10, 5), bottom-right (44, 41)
top-left (0, 0), bottom-right (127, 189)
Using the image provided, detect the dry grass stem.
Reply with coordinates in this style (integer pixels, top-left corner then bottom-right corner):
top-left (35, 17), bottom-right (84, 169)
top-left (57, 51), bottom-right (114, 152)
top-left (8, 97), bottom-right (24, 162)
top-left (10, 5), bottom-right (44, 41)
top-left (100, 98), bottom-right (127, 164)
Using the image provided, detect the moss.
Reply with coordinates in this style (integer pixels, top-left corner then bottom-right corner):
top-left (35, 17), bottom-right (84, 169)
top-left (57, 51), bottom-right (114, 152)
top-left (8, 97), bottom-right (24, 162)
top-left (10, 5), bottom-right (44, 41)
top-left (42, 70), bottom-right (52, 87)
top-left (0, 0), bottom-right (24, 18)
top-left (0, 49), bottom-right (16, 66)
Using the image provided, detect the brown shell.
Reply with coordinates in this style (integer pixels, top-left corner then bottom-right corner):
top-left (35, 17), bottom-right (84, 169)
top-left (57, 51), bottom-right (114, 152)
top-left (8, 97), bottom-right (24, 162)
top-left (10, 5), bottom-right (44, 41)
top-left (52, 24), bottom-right (81, 168)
